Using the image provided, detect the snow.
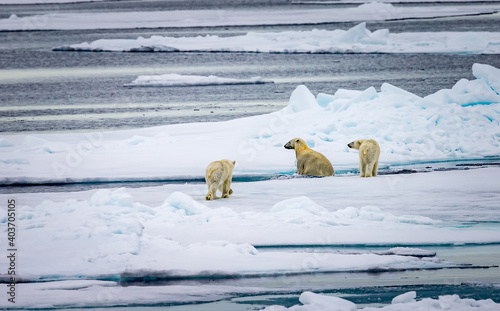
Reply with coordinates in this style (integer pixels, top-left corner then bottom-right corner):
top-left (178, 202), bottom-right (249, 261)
top-left (1, 63), bottom-right (500, 309)
top-left (2, 182), bottom-right (482, 282)
top-left (391, 291), bottom-right (417, 304)
top-left (54, 23), bottom-right (500, 54)
top-left (1, 166), bottom-right (500, 308)
top-left (125, 74), bottom-right (270, 87)
top-left (2, 4), bottom-right (500, 31)
top-left (264, 291), bottom-right (499, 310)
top-left (1, 63), bottom-right (499, 185)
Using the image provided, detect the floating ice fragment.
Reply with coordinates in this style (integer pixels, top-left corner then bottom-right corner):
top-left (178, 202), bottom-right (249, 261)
top-left (316, 93), bottom-right (336, 107)
top-left (286, 85), bottom-right (319, 113)
top-left (126, 74), bottom-right (270, 87)
top-left (473, 63), bottom-right (500, 95)
top-left (352, 86), bottom-right (378, 103)
top-left (299, 291), bottom-right (357, 311)
top-left (391, 291), bottom-right (417, 304)
top-left (381, 83), bottom-right (422, 101)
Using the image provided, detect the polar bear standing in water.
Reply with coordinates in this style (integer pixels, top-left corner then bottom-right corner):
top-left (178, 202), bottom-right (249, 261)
top-left (347, 139), bottom-right (380, 177)
top-left (205, 159), bottom-right (235, 200)
top-left (284, 138), bottom-right (334, 177)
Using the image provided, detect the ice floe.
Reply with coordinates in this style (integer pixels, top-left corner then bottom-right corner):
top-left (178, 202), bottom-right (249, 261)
top-left (125, 74), bottom-right (270, 87)
top-left (0, 63), bottom-right (499, 185)
top-left (3, 3), bottom-right (500, 31)
top-left (264, 291), bottom-right (500, 310)
top-left (53, 23), bottom-right (500, 54)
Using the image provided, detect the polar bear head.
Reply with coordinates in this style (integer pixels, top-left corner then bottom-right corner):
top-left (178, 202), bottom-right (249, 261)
top-left (284, 137), bottom-right (307, 150)
top-left (347, 139), bottom-right (364, 150)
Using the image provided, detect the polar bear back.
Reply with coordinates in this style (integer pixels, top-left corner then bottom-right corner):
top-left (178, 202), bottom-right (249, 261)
top-left (298, 149), bottom-right (334, 176)
top-left (205, 160), bottom-right (234, 184)
top-left (359, 139), bottom-right (380, 160)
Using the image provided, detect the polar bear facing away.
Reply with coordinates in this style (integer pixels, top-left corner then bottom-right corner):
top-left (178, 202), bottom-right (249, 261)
top-left (205, 159), bottom-right (235, 200)
top-left (284, 138), bottom-right (334, 177)
top-left (347, 139), bottom-right (380, 177)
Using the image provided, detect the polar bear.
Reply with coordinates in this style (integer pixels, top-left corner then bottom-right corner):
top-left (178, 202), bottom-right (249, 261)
top-left (284, 138), bottom-right (334, 177)
top-left (205, 159), bottom-right (235, 200)
top-left (347, 139), bottom-right (380, 177)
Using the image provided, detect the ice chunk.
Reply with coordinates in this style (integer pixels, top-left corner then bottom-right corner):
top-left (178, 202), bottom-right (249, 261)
top-left (299, 291), bottom-right (357, 311)
top-left (316, 93), bottom-right (336, 108)
top-left (352, 86), bottom-right (378, 103)
top-left (285, 85), bottom-right (319, 113)
top-left (392, 291), bottom-right (417, 304)
top-left (429, 76), bottom-right (500, 106)
top-left (353, 3), bottom-right (398, 21)
top-left (473, 63), bottom-right (500, 95)
top-left (362, 28), bottom-right (389, 45)
top-left (385, 247), bottom-right (436, 257)
top-left (337, 22), bottom-right (371, 43)
top-left (126, 74), bottom-right (269, 87)
top-left (381, 83), bottom-right (422, 102)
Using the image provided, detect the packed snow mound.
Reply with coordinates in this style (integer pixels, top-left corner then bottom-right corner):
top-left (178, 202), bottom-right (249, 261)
top-left (264, 291), bottom-right (500, 310)
top-left (54, 23), bottom-right (500, 54)
top-left (125, 74), bottom-right (270, 87)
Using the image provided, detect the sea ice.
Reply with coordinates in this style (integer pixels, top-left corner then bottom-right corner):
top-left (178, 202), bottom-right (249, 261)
top-left (53, 23), bottom-right (500, 54)
top-left (391, 291), bottom-right (417, 304)
top-left (3, 4), bottom-right (500, 31)
top-left (0, 63), bottom-right (499, 185)
top-left (264, 291), bottom-right (500, 310)
top-left (125, 74), bottom-right (270, 87)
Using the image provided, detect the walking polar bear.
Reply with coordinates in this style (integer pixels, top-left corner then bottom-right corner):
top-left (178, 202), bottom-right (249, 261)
top-left (284, 138), bottom-right (334, 177)
top-left (205, 159), bottom-right (235, 200)
top-left (347, 139), bottom-right (380, 177)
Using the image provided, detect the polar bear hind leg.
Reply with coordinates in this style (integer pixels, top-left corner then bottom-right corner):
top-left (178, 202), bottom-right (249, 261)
top-left (372, 161), bottom-right (379, 177)
top-left (206, 183), bottom-right (219, 200)
top-left (222, 179), bottom-right (232, 198)
top-left (359, 154), bottom-right (366, 177)
top-left (364, 162), bottom-right (374, 178)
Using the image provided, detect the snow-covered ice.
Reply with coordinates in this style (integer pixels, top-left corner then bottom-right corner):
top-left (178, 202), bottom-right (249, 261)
top-left (2, 3), bottom-right (500, 31)
top-left (264, 291), bottom-right (500, 310)
top-left (125, 74), bottom-right (271, 87)
top-left (54, 22), bottom-right (500, 54)
top-left (1, 166), bottom-right (500, 308)
top-left (1, 63), bottom-right (500, 309)
top-left (1, 63), bottom-right (499, 185)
